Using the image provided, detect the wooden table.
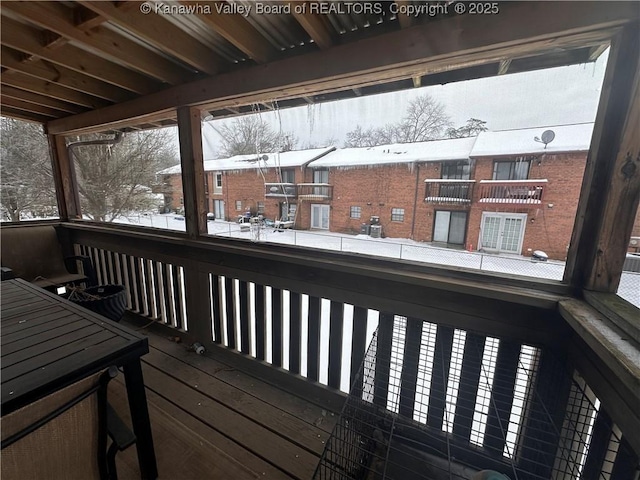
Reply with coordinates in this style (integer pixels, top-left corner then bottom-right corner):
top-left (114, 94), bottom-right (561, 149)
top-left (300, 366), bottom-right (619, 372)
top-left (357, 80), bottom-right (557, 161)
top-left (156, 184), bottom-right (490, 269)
top-left (1, 278), bottom-right (158, 479)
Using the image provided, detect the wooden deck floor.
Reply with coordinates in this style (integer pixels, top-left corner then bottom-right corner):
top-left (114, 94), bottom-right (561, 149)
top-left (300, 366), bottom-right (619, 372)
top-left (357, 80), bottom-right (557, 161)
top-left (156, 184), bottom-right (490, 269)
top-left (109, 323), bottom-right (338, 480)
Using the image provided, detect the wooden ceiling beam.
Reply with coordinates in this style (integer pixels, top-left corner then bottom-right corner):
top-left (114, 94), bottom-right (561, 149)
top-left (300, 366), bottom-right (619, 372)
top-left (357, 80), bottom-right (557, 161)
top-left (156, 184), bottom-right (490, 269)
top-left (0, 106), bottom-right (51, 124)
top-left (76, 1), bottom-right (223, 76)
top-left (412, 75), bottom-right (421, 88)
top-left (2, 71), bottom-right (110, 109)
top-left (46, 2), bottom-right (638, 135)
top-left (1, 96), bottom-right (67, 118)
top-left (1, 85), bottom-right (86, 114)
top-left (290, 1), bottom-right (335, 50)
top-left (179, 0), bottom-right (276, 63)
top-left (0, 46), bottom-right (134, 103)
top-left (2, 2), bottom-right (193, 84)
top-left (1, 17), bottom-right (161, 95)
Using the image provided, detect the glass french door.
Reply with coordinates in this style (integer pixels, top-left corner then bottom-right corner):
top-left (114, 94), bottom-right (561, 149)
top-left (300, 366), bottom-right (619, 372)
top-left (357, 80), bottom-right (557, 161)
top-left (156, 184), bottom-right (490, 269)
top-left (213, 200), bottom-right (225, 220)
top-left (311, 204), bottom-right (330, 229)
top-left (480, 213), bottom-right (526, 253)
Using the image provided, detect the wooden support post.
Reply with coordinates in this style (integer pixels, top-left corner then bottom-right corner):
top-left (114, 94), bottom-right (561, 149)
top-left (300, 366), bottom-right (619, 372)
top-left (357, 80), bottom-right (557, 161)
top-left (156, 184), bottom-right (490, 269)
top-left (565, 25), bottom-right (640, 292)
top-left (177, 106), bottom-right (206, 239)
top-left (183, 261), bottom-right (212, 346)
top-left (48, 134), bottom-right (80, 220)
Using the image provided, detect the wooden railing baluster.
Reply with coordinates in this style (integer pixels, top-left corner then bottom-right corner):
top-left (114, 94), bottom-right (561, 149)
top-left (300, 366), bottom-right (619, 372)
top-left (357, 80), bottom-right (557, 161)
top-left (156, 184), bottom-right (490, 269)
top-left (327, 301), bottom-right (344, 390)
top-left (610, 436), bottom-right (637, 480)
top-left (289, 292), bottom-right (302, 375)
top-left (484, 340), bottom-right (521, 455)
top-left (307, 296), bottom-right (321, 381)
top-left (427, 326), bottom-right (454, 430)
top-left (224, 277), bottom-right (236, 349)
top-left (350, 306), bottom-right (368, 396)
top-left (239, 280), bottom-right (250, 354)
top-left (271, 287), bottom-right (283, 367)
top-left (209, 274), bottom-right (222, 342)
top-left (374, 313), bottom-right (394, 408)
top-left (581, 409), bottom-right (613, 480)
top-left (170, 264), bottom-right (183, 330)
top-left (517, 350), bottom-right (572, 478)
top-left (452, 333), bottom-right (486, 441)
top-left (398, 317), bottom-right (422, 419)
top-left (254, 283), bottom-right (266, 360)
top-left (162, 263), bottom-right (174, 327)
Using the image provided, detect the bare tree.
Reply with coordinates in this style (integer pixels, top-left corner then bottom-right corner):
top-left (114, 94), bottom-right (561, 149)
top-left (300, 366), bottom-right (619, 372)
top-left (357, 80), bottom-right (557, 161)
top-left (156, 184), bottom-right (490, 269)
top-left (71, 129), bottom-right (177, 222)
top-left (446, 118), bottom-right (489, 138)
top-left (0, 118), bottom-right (57, 221)
top-left (344, 94), bottom-right (453, 147)
top-left (213, 116), bottom-right (297, 157)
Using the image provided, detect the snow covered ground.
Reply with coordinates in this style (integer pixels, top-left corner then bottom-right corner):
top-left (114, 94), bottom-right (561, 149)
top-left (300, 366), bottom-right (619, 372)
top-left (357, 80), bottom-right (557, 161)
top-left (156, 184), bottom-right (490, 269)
top-left (114, 213), bottom-right (639, 308)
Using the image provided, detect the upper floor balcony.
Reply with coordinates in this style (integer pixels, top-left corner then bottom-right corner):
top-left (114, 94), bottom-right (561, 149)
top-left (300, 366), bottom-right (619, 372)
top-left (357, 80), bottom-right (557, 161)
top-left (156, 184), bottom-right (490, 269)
top-left (265, 182), bottom-right (297, 198)
top-left (424, 179), bottom-right (475, 204)
top-left (477, 179), bottom-right (547, 205)
top-left (297, 183), bottom-right (333, 200)
top-left (150, 182), bottom-right (173, 194)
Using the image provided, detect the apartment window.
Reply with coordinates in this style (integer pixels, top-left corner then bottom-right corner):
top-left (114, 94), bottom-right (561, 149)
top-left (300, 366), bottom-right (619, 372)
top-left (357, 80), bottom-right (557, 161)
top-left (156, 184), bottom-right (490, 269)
top-left (257, 201), bottom-right (265, 214)
top-left (441, 161), bottom-right (471, 180)
top-left (235, 200), bottom-right (242, 211)
top-left (350, 206), bottom-right (361, 219)
top-left (280, 169), bottom-right (295, 184)
top-left (214, 173), bottom-right (223, 194)
top-left (313, 169), bottom-right (329, 184)
top-left (493, 157), bottom-right (531, 180)
top-left (391, 208), bottom-right (405, 222)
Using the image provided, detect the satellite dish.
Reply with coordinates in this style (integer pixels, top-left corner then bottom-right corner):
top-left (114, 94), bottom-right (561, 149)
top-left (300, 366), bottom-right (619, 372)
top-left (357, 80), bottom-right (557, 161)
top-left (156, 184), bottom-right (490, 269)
top-left (533, 130), bottom-right (556, 149)
top-left (541, 130), bottom-right (555, 144)
top-left (260, 155), bottom-right (269, 161)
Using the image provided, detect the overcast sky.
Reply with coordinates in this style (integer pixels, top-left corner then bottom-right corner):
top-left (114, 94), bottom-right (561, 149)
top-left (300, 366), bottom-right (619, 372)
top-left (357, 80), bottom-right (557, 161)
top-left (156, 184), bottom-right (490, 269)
top-left (200, 49), bottom-right (609, 158)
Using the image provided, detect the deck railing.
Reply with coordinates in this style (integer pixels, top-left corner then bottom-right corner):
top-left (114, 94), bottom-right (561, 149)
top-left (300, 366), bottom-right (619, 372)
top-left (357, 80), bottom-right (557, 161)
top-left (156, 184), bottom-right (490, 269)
top-left (477, 179), bottom-right (547, 205)
top-left (424, 180), bottom-right (475, 204)
top-left (264, 182), bottom-right (298, 198)
top-left (62, 223), bottom-right (636, 477)
top-left (297, 183), bottom-right (333, 200)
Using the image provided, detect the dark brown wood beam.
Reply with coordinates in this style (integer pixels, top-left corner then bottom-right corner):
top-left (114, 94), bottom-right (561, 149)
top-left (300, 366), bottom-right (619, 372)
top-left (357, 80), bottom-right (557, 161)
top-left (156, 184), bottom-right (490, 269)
top-left (179, 0), bottom-right (276, 63)
top-left (1, 16), bottom-right (161, 94)
top-left (48, 134), bottom-right (81, 220)
top-left (0, 106), bottom-right (50, 124)
top-left (0, 85), bottom-right (86, 114)
top-left (565, 24), bottom-right (640, 292)
top-left (76, 1), bottom-right (223, 76)
top-left (0, 46), bottom-right (134, 102)
top-left (2, 2), bottom-right (194, 84)
top-left (2, 71), bottom-right (110, 109)
top-left (46, 2), bottom-right (638, 134)
top-left (177, 106), bottom-right (207, 238)
top-left (1, 97), bottom-right (66, 118)
top-left (290, 1), bottom-right (334, 50)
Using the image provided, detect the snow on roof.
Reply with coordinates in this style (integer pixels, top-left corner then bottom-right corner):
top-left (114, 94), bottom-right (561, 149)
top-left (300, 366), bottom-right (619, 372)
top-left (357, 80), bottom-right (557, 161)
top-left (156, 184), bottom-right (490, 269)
top-left (157, 147), bottom-right (334, 175)
top-left (470, 123), bottom-right (594, 157)
top-left (310, 137), bottom-right (476, 168)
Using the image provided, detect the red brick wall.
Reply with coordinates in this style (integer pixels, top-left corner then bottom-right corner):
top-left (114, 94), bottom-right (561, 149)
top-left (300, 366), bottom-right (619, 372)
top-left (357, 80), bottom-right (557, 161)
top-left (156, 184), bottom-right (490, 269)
top-left (467, 153), bottom-right (587, 260)
top-left (325, 164), bottom-right (420, 238)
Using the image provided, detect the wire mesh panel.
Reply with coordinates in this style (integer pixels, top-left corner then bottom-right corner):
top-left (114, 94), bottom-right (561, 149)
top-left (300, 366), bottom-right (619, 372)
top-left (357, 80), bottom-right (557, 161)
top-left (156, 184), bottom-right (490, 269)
top-left (315, 316), bottom-right (638, 480)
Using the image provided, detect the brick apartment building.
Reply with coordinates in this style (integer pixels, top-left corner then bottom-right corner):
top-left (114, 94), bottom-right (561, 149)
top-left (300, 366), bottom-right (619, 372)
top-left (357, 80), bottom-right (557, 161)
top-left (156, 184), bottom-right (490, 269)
top-left (157, 123), bottom-right (594, 260)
